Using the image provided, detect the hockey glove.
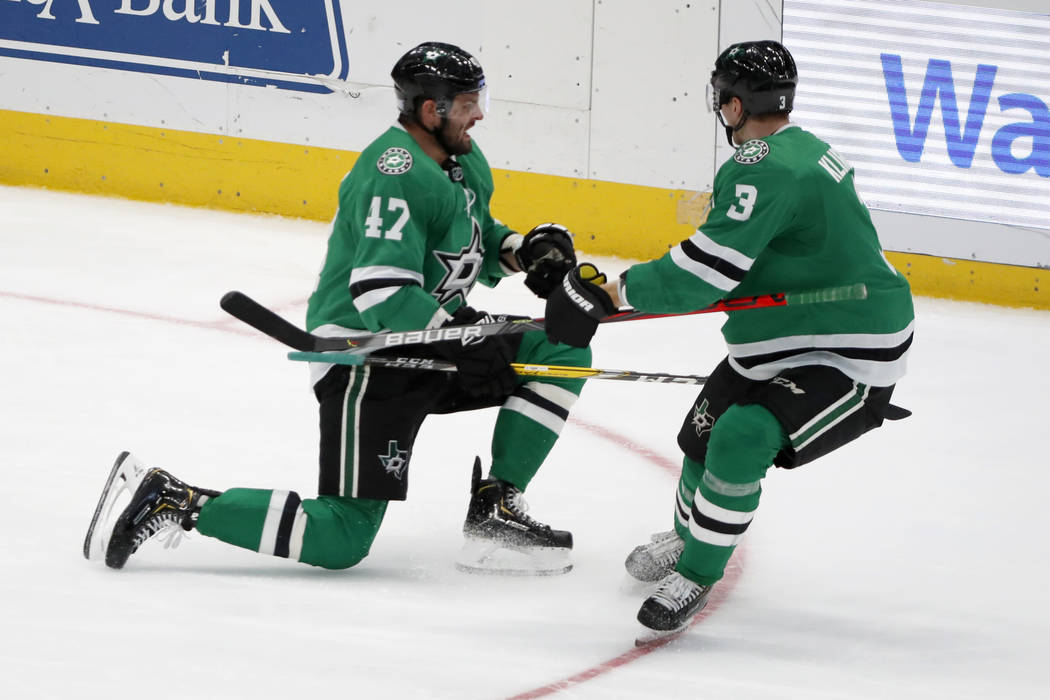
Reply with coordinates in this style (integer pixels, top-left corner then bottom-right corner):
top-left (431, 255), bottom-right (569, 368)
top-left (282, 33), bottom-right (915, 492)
top-left (544, 263), bottom-right (617, 348)
top-left (435, 306), bottom-right (518, 399)
top-left (515, 223), bottom-right (577, 299)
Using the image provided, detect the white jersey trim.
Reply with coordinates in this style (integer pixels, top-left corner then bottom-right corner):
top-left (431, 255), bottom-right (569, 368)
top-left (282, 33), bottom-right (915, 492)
top-left (792, 384), bottom-right (870, 451)
top-left (352, 287), bottom-right (399, 313)
top-left (725, 321), bottom-right (914, 387)
top-left (669, 245), bottom-right (737, 292)
top-left (688, 228), bottom-right (756, 272)
top-left (726, 322), bottom-right (915, 357)
top-left (727, 350), bottom-right (908, 387)
top-left (349, 265), bottom-right (424, 313)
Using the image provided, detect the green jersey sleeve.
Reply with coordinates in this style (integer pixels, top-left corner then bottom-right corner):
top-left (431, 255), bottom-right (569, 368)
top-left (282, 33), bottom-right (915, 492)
top-left (624, 154), bottom-right (798, 313)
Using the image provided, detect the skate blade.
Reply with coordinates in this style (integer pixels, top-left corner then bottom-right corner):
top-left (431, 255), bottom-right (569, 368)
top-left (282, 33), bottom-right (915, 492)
top-left (455, 536), bottom-right (573, 576)
top-left (634, 622), bottom-right (688, 647)
top-left (83, 451), bottom-right (148, 560)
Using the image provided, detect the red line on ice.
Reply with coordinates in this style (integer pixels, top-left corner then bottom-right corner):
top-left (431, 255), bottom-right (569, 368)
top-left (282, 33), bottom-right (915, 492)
top-left (6, 290), bottom-right (745, 697)
top-left (502, 418), bottom-right (746, 700)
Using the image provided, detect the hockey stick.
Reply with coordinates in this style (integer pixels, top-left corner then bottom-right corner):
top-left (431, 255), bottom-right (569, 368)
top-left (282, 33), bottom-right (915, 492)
top-left (285, 351), bottom-right (709, 385)
top-left (219, 283), bottom-right (866, 354)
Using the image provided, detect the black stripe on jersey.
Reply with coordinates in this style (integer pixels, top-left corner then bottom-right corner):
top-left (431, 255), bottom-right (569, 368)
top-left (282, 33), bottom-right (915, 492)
top-left (680, 238), bottom-right (748, 283)
top-left (274, 491), bottom-right (303, 559)
top-left (349, 278), bottom-right (418, 299)
top-left (514, 386), bottom-right (570, 421)
top-left (732, 333), bottom-right (913, 370)
top-left (690, 502), bottom-right (751, 536)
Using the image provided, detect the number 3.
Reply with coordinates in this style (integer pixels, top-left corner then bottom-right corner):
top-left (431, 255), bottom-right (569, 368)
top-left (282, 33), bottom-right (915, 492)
top-left (727, 184), bottom-right (757, 221)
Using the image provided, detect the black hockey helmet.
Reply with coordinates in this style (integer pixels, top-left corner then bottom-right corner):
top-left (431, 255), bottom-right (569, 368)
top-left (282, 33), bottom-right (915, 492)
top-left (709, 40), bottom-right (797, 117)
top-left (391, 42), bottom-right (486, 120)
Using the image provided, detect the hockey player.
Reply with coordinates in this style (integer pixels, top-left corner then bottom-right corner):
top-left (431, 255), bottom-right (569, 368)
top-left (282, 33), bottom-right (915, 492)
top-left (85, 42), bottom-right (589, 576)
top-left (543, 40), bottom-right (915, 640)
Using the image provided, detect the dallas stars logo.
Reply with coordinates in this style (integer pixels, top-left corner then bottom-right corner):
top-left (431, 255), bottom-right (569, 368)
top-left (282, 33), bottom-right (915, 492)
top-left (692, 398), bottom-right (714, 437)
top-left (771, 377), bottom-right (806, 395)
top-left (734, 139), bottom-right (770, 165)
top-left (377, 147), bottom-right (412, 175)
top-left (432, 220), bottom-right (484, 305)
top-left (379, 440), bottom-right (409, 481)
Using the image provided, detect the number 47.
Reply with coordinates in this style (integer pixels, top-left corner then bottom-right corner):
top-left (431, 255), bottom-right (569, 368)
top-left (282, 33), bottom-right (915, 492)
top-left (364, 196), bottom-right (410, 240)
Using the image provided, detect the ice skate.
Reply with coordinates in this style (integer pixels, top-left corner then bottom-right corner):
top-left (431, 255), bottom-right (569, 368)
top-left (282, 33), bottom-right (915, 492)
top-left (635, 572), bottom-right (713, 646)
top-left (102, 465), bottom-right (219, 569)
top-left (625, 529), bottom-right (685, 583)
top-left (456, 457), bottom-right (573, 575)
top-left (84, 451), bottom-right (150, 561)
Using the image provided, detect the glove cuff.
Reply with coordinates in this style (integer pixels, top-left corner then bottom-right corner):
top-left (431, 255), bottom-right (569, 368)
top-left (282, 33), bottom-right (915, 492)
top-left (499, 232), bottom-right (524, 275)
top-left (617, 270), bottom-right (631, 309)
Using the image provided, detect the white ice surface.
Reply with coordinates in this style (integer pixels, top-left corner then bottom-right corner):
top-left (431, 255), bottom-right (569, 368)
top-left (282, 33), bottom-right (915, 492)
top-left (2, 185), bottom-right (1048, 699)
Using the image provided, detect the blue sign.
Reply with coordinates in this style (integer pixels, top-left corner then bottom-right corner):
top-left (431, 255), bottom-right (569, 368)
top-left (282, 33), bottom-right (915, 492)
top-left (882, 54), bottom-right (1050, 178)
top-left (0, 1), bottom-right (349, 94)
top-left (783, 0), bottom-right (1050, 233)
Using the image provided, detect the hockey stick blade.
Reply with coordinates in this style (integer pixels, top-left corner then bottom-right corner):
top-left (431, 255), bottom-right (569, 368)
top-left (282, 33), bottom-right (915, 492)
top-left (221, 283), bottom-right (866, 354)
top-left (220, 291), bottom-right (316, 352)
top-left (286, 351), bottom-right (708, 385)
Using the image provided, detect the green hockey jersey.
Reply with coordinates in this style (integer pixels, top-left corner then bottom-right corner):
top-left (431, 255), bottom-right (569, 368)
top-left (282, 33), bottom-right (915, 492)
top-left (307, 124), bottom-right (514, 334)
top-left (622, 125), bottom-right (914, 387)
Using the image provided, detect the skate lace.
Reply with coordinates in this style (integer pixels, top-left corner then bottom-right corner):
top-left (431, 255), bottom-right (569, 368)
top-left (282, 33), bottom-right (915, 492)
top-left (131, 511), bottom-right (186, 553)
top-left (652, 573), bottom-right (706, 612)
top-left (503, 488), bottom-right (547, 530)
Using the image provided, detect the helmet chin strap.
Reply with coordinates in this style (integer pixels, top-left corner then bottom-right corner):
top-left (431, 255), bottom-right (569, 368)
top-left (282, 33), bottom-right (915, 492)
top-left (725, 112), bottom-right (750, 146)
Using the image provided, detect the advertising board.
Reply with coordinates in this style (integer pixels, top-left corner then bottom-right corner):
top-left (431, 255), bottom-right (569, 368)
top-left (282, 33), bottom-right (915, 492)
top-left (783, 0), bottom-right (1050, 232)
top-left (1, 1), bottom-right (349, 93)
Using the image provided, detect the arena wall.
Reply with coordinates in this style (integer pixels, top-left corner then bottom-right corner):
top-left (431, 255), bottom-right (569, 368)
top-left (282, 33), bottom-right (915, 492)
top-left (2, 0), bottom-right (1047, 307)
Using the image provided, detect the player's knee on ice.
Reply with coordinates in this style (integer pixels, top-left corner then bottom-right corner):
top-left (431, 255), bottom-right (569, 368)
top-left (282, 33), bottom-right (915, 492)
top-left (197, 490), bottom-right (387, 570)
top-left (297, 496), bottom-right (387, 569)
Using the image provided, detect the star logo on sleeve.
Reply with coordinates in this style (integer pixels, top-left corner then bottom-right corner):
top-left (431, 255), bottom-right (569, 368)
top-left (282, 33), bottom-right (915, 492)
top-left (379, 440), bottom-right (410, 481)
top-left (432, 220), bottom-right (484, 306)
